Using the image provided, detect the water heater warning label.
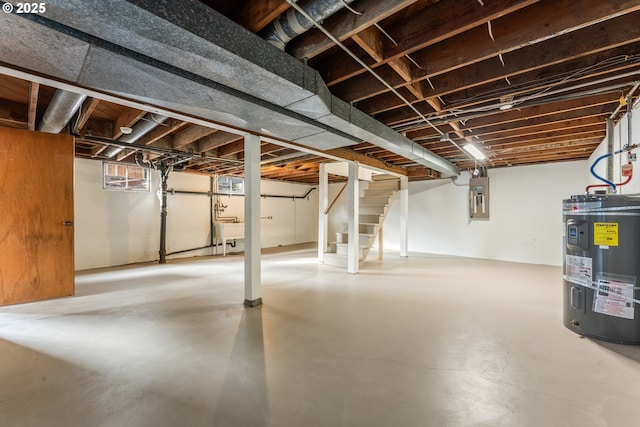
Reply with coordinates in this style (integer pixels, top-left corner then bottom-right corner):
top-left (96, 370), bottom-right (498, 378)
top-left (594, 222), bottom-right (618, 246)
top-left (565, 255), bottom-right (592, 286)
top-left (593, 277), bottom-right (635, 320)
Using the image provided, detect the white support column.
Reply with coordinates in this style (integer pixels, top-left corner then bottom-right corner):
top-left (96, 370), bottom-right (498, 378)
top-left (399, 176), bottom-right (409, 257)
top-left (318, 163), bottom-right (328, 263)
top-left (347, 162), bottom-right (359, 274)
top-left (244, 134), bottom-right (262, 307)
top-left (378, 225), bottom-right (383, 261)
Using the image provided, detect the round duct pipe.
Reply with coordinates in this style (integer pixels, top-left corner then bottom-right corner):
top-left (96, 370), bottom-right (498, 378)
top-left (103, 113), bottom-right (169, 158)
top-left (37, 90), bottom-right (87, 134)
top-left (262, 0), bottom-right (356, 50)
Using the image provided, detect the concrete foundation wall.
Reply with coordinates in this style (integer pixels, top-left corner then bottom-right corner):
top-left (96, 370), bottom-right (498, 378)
top-left (74, 158), bottom-right (318, 270)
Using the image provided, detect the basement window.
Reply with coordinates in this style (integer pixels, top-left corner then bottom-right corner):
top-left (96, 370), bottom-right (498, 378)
top-left (217, 175), bottom-right (244, 195)
top-left (103, 162), bottom-right (150, 192)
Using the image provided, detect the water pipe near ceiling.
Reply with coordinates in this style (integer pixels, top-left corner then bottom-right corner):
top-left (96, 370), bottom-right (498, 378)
top-left (588, 144), bottom-right (640, 194)
top-left (588, 82), bottom-right (640, 194)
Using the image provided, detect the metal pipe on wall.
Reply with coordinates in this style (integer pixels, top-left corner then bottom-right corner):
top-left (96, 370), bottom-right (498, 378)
top-left (166, 188), bottom-right (317, 199)
top-left (607, 117), bottom-right (614, 184)
top-left (158, 163), bottom-right (170, 264)
top-left (210, 176), bottom-right (215, 248)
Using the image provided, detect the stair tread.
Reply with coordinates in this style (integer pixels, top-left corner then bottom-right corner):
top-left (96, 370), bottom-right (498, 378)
top-left (335, 242), bottom-right (369, 248)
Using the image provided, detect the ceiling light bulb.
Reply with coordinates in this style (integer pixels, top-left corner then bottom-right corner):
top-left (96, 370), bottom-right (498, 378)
top-left (120, 126), bottom-right (133, 135)
top-left (499, 95), bottom-right (514, 110)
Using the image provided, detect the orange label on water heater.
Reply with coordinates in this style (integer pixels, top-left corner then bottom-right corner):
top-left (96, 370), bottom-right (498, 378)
top-left (594, 222), bottom-right (618, 246)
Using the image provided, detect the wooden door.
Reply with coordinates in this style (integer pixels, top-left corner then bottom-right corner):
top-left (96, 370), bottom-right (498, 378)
top-left (0, 127), bottom-right (74, 305)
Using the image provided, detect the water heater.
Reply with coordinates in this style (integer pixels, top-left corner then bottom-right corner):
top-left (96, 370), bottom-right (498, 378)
top-left (563, 194), bottom-right (640, 344)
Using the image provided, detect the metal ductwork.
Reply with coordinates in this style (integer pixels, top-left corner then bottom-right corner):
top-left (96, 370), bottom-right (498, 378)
top-left (262, 0), bottom-right (356, 50)
top-left (103, 113), bottom-right (169, 158)
top-left (37, 89), bottom-right (86, 133)
top-left (0, 0), bottom-right (459, 177)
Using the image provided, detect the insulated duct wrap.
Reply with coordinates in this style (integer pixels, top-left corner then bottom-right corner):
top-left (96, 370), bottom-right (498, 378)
top-left (262, 0), bottom-right (357, 50)
top-left (0, 0), bottom-right (459, 176)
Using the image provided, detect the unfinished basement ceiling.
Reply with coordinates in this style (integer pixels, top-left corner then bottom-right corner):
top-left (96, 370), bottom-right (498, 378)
top-left (0, 0), bottom-right (639, 183)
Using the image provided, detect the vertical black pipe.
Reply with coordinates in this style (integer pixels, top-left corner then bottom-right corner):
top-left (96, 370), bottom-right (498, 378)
top-left (209, 176), bottom-right (214, 248)
top-left (159, 163), bottom-right (170, 264)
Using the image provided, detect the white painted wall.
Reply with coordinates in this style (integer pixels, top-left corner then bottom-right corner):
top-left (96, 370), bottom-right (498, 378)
top-left (74, 158), bottom-right (318, 270)
top-left (324, 101), bottom-right (638, 267)
top-left (381, 161), bottom-right (589, 266)
top-left (377, 161), bottom-right (589, 266)
top-left (74, 158), bottom-right (161, 270)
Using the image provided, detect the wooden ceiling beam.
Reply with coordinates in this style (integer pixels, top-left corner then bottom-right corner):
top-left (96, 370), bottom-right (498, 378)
top-left (407, 95), bottom-right (619, 139)
top-left (0, 98), bottom-right (28, 128)
top-left (83, 118), bottom-right (114, 139)
top-left (385, 0), bottom-right (539, 61)
top-left (261, 142), bottom-right (286, 155)
top-left (146, 135), bottom-right (173, 150)
top-left (235, 142), bottom-right (287, 161)
top-left (138, 118), bottom-right (188, 146)
top-left (353, 26), bottom-right (385, 62)
top-left (116, 149), bottom-right (136, 162)
top-left (113, 108), bottom-right (146, 139)
top-left (322, 147), bottom-right (408, 176)
top-left (320, 0), bottom-right (538, 86)
top-left (238, 0), bottom-right (289, 33)
top-left (406, 166), bottom-right (440, 180)
top-left (333, 7), bottom-right (640, 105)
top-left (461, 95), bottom-right (620, 130)
top-left (27, 82), bottom-right (39, 131)
top-left (172, 125), bottom-right (218, 149)
top-left (373, 101), bottom-right (438, 126)
top-left (197, 132), bottom-right (242, 153)
top-left (430, 123), bottom-right (606, 159)
top-left (290, 0), bottom-right (418, 60)
top-left (352, 24), bottom-right (431, 124)
top-left (408, 102), bottom-right (616, 140)
top-left (434, 129), bottom-right (604, 158)
top-left (468, 108), bottom-right (611, 137)
top-left (482, 127), bottom-right (606, 147)
top-left (217, 139), bottom-right (244, 157)
top-left (73, 97), bottom-right (100, 134)
top-left (90, 145), bottom-right (107, 157)
top-left (495, 142), bottom-right (601, 161)
top-left (488, 130), bottom-right (605, 150)
top-left (410, 0), bottom-right (640, 79)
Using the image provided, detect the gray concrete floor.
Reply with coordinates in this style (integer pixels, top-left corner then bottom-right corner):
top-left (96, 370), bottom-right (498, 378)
top-left (1, 245), bottom-right (639, 427)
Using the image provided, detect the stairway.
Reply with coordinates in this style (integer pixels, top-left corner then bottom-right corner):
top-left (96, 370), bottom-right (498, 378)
top-left (324, 175), bottom-right (399, 268)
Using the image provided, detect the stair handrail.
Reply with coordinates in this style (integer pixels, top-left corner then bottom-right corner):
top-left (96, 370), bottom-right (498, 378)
top-left (324, 182), bottom-right (348, 215)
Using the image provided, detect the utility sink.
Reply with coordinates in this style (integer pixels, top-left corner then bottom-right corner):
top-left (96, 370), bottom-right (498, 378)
top-left (214, 222), bottom-right (244, 256)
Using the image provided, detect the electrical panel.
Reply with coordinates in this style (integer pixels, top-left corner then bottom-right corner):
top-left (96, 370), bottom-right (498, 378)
top-left (469, 177), bottom-right (490, 219)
